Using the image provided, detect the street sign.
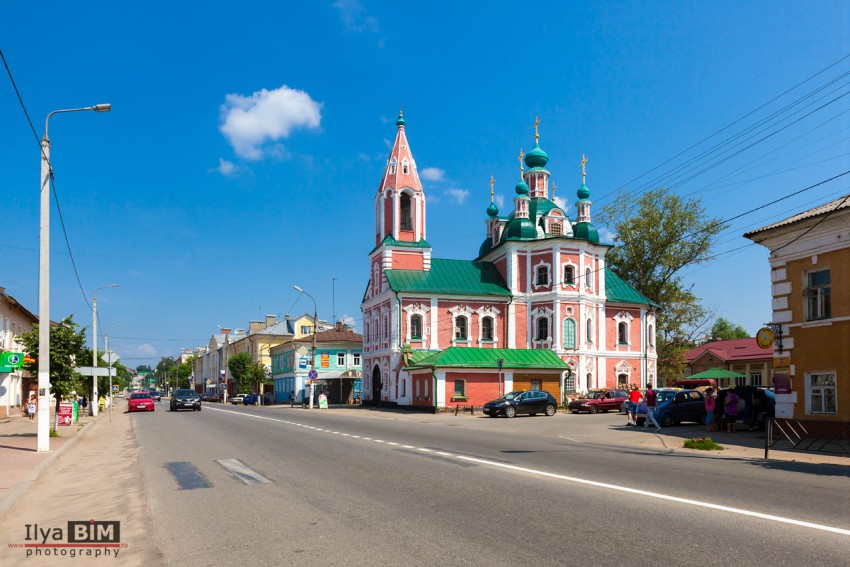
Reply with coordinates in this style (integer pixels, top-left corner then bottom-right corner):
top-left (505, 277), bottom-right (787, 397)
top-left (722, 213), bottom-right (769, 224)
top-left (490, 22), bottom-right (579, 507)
top-left (206, 379), bottom-right (211, 385)
top-left (104, 350), bottom-right (119, 363)
top-left (75, 366), bottom-right (116, 377)
top-left (1, 352), bottom-right (24, 368)
top-left (308, 369), bottom-right (318, 380)
top-left (112, 385), bottom-right (119, 391)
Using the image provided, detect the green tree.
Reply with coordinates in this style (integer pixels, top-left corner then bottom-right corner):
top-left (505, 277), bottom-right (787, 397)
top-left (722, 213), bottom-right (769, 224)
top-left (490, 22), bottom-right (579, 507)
top-left (228, 352), bottom-right (255, 394)
top-left (155, 357), bottom-right (176, 390)
top-left (19, 315), bottom-right (88, 431)
top-left (599, 188), bottom-right (725, 380)
top-left (709, 317), bottom-right (750, 341)
top-left (178, 360), bottom-right (194, 389)
top-left (135, 364), bottom-right (152, 373)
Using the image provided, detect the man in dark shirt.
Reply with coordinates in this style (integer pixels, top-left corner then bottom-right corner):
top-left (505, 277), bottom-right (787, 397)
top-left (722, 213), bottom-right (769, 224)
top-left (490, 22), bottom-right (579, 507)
top-left (643, 382), bottom-right (661, 432)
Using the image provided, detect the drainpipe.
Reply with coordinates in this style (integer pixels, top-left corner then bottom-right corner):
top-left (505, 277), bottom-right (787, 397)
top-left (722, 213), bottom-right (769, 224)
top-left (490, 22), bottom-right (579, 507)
top-left (432, 365), bottom-right (438, 414)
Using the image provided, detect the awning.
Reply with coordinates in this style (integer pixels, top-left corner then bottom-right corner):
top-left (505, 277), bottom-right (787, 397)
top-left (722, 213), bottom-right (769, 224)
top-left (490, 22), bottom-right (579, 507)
top-left (687, 367), bottom-right (746, 379)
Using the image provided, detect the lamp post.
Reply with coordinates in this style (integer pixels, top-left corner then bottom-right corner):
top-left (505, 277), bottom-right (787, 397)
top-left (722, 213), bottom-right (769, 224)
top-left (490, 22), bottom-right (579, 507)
top-left (105, 324), bottom-right (120, 423)
top-left (37, 104), bottom-right (110, 452)
top-left (92, 283), bottom-right (119, 416)
top-left (293, 285), bottom-right (318, 410)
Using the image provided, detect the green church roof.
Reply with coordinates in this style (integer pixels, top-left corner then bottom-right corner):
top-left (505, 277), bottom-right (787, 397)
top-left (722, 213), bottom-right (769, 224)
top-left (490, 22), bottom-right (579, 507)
top-left (406, 346), bottom-right (568, 370)
top-left (384, 258), bottom-right (512, 297)
top-left (605, 268), bottom-right (659, 307)
top-left (370, 234), bottom-right (433, 254)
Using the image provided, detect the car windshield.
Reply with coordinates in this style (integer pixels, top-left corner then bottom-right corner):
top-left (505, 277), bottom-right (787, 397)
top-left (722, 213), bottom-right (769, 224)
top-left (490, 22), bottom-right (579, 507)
top-left (499, 391), bottom-right (523, 401)
top-left (584, 391), bottom-right (605, 399)
top-left (130, 393), bottom-right (151, 400)
top-left (657, 391), bottom-right (677, 403)
top-left (175, 389), bottom-right (197, 396)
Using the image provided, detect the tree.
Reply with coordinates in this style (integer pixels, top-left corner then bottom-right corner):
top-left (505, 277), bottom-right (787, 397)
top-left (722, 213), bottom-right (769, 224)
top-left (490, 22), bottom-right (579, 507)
top-left (135, 364), bottom-right (152, 373)
top-left (177, 360), bottom-right (193, 388)
top-left (598, 188), bottom-right (725, 380)
top-left (19, 315), bottom-right (88, 431)
top-left (709, 317), bottom-right (750, 341)
top-left (228, 352), bottom-right (255, 394)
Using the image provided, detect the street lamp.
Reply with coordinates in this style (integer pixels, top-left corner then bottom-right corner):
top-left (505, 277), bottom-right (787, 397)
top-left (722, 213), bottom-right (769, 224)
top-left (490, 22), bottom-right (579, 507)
top-left (293, 285), bottom-right (318, 410)
top-left (37, 104), bottom-right (111, 452)
top-left (217, 324), bottom-right (230, 403)
top-left (92, 283), bottom-right (119, 416)
top-left (104, 324), bottom-right (120, 423)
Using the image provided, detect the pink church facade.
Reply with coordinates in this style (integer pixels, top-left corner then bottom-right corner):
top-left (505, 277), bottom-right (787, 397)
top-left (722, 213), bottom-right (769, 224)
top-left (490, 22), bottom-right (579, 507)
top-left (361, 111), bottom-right (658, 409)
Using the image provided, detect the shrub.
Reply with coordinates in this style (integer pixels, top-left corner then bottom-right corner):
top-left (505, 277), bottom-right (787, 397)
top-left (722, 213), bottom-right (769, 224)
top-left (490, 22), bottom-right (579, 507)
top-left (683, 437), bottom-right (723, 451)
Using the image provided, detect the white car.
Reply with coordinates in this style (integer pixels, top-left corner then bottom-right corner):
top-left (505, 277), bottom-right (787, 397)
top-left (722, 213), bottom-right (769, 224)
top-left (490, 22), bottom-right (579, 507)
top-left (229, 394), bottom-right (246, 405)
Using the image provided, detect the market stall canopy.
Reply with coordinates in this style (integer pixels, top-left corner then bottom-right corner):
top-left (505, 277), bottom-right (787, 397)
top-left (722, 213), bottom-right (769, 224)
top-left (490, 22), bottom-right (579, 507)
top-left (687, 367), bottom-right (746, 379)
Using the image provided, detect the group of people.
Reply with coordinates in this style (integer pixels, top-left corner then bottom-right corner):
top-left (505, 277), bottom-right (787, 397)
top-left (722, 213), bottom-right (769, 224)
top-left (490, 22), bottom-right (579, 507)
top-left (625, 382), bottom-right (661, 433)
top-left (703, 387), bottom-right (739, 433)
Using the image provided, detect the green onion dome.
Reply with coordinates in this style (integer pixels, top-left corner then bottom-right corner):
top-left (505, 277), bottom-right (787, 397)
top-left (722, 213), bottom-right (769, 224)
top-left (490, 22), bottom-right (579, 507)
top-left (487, 201), bottom-right (499, 217)
top-left (515, 179), bottom-right (529, 195)
top-left (524, 142), bottom-right (549, 169)
top-left (396, 110), bottom-right (405, 127)
top-left (577, 183), bottom-right (590, 200)
top-left (574, 221), bottom-right (599, 244)
top-left (478, 237), bottom-right (494, 257)
top-left (504, 216), bottom-right (536, 240)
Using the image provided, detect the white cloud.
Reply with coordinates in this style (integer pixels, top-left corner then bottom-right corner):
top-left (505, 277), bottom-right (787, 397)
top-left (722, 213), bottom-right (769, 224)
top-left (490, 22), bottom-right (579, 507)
top-left (553, 196), bottom-right (568, 211)
top-left (383, 138), bottom-right (393, 150)
top-left (334, 0), bottom-right (380, 33)
top-left (213, 158), bottom-right (237, 176)
top-left (420, 167), bottom-right (445, 182)
top-left (340, 314), bottom-right (356, 327)
top-left (219, 85), bottom-right (322, 160)
top-left (446, 188), bottom-right (470, 205)
top-left (598, 226), bottom-right (617, 243)
top-left (495, 194), bottom-right (505, 208)
top-left (135, 344), bottom-right (157, 357)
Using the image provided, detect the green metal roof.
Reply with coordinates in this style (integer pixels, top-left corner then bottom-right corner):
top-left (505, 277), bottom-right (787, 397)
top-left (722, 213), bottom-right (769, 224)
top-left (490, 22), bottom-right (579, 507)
top-left (385, 258), bottom-right (511, 297)
top-left (406, 346), bottom-right (568, 370)
top-left (605, 268), bottom-right (659, 307)
top-left (370, 234), bottom-right (433, 254)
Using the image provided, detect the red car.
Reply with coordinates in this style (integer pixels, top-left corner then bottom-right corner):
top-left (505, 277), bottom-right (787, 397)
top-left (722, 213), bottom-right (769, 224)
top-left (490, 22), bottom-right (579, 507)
top-left (568, 388), bottom-right (629, 414)
top-left (128, 392), bottom-right (155, 412)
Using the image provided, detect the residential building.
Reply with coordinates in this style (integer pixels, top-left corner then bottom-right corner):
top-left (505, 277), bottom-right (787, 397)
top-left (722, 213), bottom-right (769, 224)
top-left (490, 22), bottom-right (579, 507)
top-left (684, 338), bottom-right (774, 387)
top-left (0, 287), bottom-right (37, 417)
top-left (744, 193), bottom-right (850, 421)
top-left (361, 112), bottom-right (658, 409)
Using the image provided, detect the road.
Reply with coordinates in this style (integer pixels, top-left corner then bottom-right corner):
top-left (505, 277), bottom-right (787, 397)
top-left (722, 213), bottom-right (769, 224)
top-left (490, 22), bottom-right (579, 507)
top-left (132, 402), bottom-right (850, 566)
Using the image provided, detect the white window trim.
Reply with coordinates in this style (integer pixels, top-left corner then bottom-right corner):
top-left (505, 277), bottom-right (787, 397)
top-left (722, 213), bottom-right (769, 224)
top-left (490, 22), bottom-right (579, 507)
top-left (449, 305), bottom-right (474, 345)
top-left (585, 266), bottom-right (593, 290)
top-left (562, 261), bottom-right (577, 288)
top-left (562, 317), bottom-right (577, 350)
top-left (403, 303), bottom-right (430, 343)
top-left (530, 306), bottom-right (553, 349)
top-left (532, 259), bottom-right (553, 290)
top-left (615, 361), bottom-right (631, 386)
top-left (476, 306), bottom-right (501, 345)
top-left (805, 371), bottom-right (837, 415)
top-left (388, 157), bottom-right (397, 175)
top-left (337, 352), bottom-right (346, 367)
top-left (614, 311), bottom-right (634, 348)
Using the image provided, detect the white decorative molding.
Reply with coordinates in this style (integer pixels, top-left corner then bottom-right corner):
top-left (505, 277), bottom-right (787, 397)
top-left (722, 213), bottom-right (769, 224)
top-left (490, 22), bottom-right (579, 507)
top-left (530, 306), bottom-right (554, 348)
top-left (561, 260), bottom-right (578, 288)
top-left (771, 268), bottom-right (787, 282)
top-left (403, 303), bottom-right (430, 343)
top-left (476, 305), bottom-right (501, 345)
top-left (772, 282), bottom-right (792, 296)
top-left (772, 296), bottom-right (788, 310)
top-left (532, 258), bottom-right (553, 290)
top-left (449, 305), bottom-right (475, 345)
top-left (774, 310), bottom-right (792, 323)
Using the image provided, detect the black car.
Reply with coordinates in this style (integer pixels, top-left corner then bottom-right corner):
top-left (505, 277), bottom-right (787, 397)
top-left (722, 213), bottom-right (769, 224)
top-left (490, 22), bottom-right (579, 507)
top-left (170, 389), bottom-right (201, 412)
top-left (148, 389), bottom-right (162, 401)
top-left (483, 390), bottom-right (558, 418)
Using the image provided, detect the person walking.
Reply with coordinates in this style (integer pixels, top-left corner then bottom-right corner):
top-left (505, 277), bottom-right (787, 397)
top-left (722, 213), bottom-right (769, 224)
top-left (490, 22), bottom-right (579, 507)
top-left (627, 384), bottom-right (642, 426)
top-left (725, 388), bottom-right (740, 433)
top-left (643, 381), bottom-right (661, 432)
top-left (704, 387), bottom-right (716, 433)
top-left (27, 396), bottom-right (36, 421)
top-left (289, 391), bottom-right (295, 408)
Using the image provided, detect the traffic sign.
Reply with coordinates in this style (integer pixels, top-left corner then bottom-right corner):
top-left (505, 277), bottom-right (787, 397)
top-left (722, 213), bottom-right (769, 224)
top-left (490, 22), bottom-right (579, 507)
top-left (104, 350), bottom-right (120, 363)
top-left (112, 385), bottom-right (119, 391)
top-left (308, 369), bottom-right (318, 380)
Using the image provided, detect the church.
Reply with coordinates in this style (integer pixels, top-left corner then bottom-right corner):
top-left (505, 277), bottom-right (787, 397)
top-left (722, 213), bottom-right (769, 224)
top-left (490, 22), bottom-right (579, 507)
top-left (361, 111), bottom-right (658, 409)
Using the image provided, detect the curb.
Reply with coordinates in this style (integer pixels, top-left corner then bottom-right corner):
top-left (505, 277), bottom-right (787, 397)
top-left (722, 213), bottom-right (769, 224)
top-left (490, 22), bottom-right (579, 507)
top-left (0, 417), bottom-right (99, 518)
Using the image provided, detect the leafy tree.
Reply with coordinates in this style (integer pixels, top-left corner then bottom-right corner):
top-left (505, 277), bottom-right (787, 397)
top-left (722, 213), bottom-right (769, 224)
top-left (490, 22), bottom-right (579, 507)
top-left (709, 317), bottom-right (750, 341)
top-left (19, 315), bottom-right (88, 431)
top-left (135, 364), bottom-right (152, 373)
top-left (598, 187), bottom-right (725, 380)
top-left (178, 360), bottom-right (193, 388)
top-left (228, 352), bottom-right (255, 394)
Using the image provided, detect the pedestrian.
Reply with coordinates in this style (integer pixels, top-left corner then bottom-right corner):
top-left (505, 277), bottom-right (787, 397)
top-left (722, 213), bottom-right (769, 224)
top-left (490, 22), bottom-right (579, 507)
top-left (642, 381), bottom-right (661, 432)
top-left (725, 388), bottom-right (739, 433)
top-left (627, 384), bottom-right (642, 426)
top-left (81, 396), bottom-right (88, 410)
top-left (289, 391), bottom-right (295, 408)
top-left (704, 387), bottom-right (716, 433)
top-left (27, 396), bottom-right (36, 421)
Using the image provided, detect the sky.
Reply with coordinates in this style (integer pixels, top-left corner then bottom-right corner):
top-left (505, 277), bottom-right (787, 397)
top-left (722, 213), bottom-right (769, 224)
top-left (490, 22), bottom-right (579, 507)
top-left (1, 1), bottom-right (849, 368)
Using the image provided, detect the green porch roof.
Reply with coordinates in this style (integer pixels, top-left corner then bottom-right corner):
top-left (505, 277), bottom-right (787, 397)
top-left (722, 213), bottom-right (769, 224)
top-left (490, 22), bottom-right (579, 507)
top-left (385, 258), bottom-right (512, 297)
top-left (605, 268), bottom-right (659, 308)
top-left (406, 347), bottom-right (568, 370)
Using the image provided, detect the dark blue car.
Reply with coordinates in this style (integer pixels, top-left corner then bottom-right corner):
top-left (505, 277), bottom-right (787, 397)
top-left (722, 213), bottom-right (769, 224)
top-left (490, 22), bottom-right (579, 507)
top-left (243, 393), bottom-right (259, 406)
top-left (637, 389), bottom-right (706, 427)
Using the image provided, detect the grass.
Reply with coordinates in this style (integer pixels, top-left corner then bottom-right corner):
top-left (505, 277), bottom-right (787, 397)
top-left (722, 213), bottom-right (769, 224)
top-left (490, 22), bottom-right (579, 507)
top-left (49, 428), bottom-right (60, 438)
top-left (683, 437), bottom-right (724, 451)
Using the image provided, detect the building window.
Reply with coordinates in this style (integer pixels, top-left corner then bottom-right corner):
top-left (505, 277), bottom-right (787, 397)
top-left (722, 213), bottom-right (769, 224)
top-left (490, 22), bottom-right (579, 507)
top-left (563, 318), bottom-right (576, 349)
top-left (364, 322), bottom-right (370, 343)
top-left (400, 379), bottom-right (406, 397)
top-left (301, 325), bottom-right (312, 335)
top-left (415, 381), bottom-right (420, 397)
top-left (617, 374), bottom-right (628, 387)
top-left (530, 379), bottom-right (542, 391)
top-left (749, 372), bottom-right (762, 387)
top-left (353, 353), bottom-right (361, 366)
top-left (550, 222), bottom-right (562, 236)
top-left (400, 193), bottom-right (413, 230)
top-left (564, 370), bottom-right (576, 393)
top-left (424, 379), bottom-right (429, 396)
top-left (453, 379), bottom-right (466, 397)
top-left (807, 373), bottom-right (837, 414)
top-left (337, 352), bottom-right (346, 367)
top-left (563, 265), bottom-right (575, 285)
top-left (536, 265), bottom-right (549, 286)
top-left (536, 317), bottom-right (548, 341)
top-left (586, 372), bottom-right (593, 389)
top-left (372, 319), bottom-right (379, 343)
top-left (455, 316), bottom-right (468, 340)
top-left (585, 267), bottom-right (592, 288)
top-left (586, 318), bottom-right (593, 344)
top-left (403, 162), bottom-right (409, 175)
top-left (805, 269), bottom-right (831, 321)
top-left (410, 314), bottom-right (423, 339)
top-left (383, 316), bottom-right (389, 339)
top-left (618, 322), bottom-right (628, 344)
top-left (481, 317), bottom-right (494, 341)
top-left (648, 324), bottom-right (654, 347)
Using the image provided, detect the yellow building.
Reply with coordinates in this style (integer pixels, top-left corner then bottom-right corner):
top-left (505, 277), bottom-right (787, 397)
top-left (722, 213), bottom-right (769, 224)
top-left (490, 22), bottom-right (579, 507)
top-left (745, 194), bottom-right (850, 422)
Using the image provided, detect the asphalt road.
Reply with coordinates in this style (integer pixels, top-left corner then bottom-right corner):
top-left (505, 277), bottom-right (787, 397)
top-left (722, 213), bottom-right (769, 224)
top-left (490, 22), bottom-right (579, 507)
top-left (133, 402), bottom-right (850, 566)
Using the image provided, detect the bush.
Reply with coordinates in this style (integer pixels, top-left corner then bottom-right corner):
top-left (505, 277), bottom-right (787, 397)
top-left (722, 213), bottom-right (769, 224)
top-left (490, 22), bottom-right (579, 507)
top-left (683, 437), bottom-right (723, 451)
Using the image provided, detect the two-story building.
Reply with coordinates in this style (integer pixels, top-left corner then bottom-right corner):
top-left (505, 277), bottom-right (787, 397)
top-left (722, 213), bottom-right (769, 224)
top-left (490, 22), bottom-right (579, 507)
top-left (0, 287), bottom-right (38, 417)
top-left (745, 193), bottom-right (850, 422)
top-left (684, 338), bottom-right (774, 388)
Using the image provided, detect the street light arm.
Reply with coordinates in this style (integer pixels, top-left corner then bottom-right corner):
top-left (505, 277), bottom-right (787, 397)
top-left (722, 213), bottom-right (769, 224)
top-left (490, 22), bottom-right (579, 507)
top-left (44, 104), bottom-right (111, 140)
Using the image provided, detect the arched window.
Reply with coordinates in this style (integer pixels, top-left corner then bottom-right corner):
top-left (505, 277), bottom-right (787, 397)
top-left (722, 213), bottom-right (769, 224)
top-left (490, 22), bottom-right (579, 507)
top-left (364, 322), bottom-right (370, 343)
top-left (564, 265), bottom-right (575, 285)
top-left (389, 158), bottom-right (397, 175)
top-left (585, 267), bottom-right (592, 288)
top-left (586, 372), bottom-right (593, 389)
top-left (536, 265), bottom-right (549, 286)
top-left (618, 322), bottom-right (628, 344)
top-left (383, 316), bottom-right (389, 339)
top-left (403, 163), bottom-right (409, 175)
top-left (536, 317), bottom-right (548, 341)
top-left (586, 318), bottom-right (593, 344)
top-left (617, 374), bottom-right (628, 387)
top-left (400, 193), bottom-right (412, 230)
top-left (648, 324), bottom-right (655, 347)
top-left (481, 317), bottom-right (494, 341)
top-left (563, 318), bottom-right (576, 349)
top-left (410, 315), bottom-right (422, 339)
top-left (455, 316), bottom-right (468, 340)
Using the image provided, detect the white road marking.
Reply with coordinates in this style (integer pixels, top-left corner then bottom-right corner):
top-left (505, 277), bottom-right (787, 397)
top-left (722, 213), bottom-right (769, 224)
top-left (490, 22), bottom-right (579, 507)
top-left (203, 405), bottom-right (850, 537)
top-left (558, 436), bottom-right (584, 443)
top-left (217, 458), bottom-right (272, 486)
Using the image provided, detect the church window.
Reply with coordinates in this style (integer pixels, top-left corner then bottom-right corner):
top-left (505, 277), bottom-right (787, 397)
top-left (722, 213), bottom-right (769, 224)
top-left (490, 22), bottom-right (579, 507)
top-left (364, 322), bottom-right (370, 342)
top-left (536, 317), bottom-right (548, 341)
top-left (383, 316), bottom-right (389, 339)
top-left (563, 318), bottom-right (576, 349)
top-left (410, 315), bottom-right (423, 339)
top-left (586, 318), bottom-right (593, 344)
top-left (455, 316), bottom-right (468, 340)
top-left (400, 193), bottom-right (413, 230)
top-left (403, 163), bottom-right (409, 175)
top-left (389, 158), bottom-right (397, 175)
top-left (564, 265), bottom-right (575, 285)
top-left (536, 265), bottom-right (549, 286)
top-left (648, 324), bottom-right (655, 347)
top-left (550, 222), bottom-right (562, 236)
top-left (481, 317), bottom-right (494, 341)
top-left (618, 322), bottom-right (628, 344)
top-left (585, 267), bottom-right (592, 288)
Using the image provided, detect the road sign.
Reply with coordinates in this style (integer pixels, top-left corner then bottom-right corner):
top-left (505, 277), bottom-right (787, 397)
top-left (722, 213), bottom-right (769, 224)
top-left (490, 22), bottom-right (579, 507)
top-left (112, 385), bottom-right (119, 391)
top-left (104, 350), bottom-right (120, 363)
top-left (308, 369), bottom-right (318, 380)
top-left (75, 366), bottom-right (116, 377)
top-left (206, 379), bottom-right (211, 385)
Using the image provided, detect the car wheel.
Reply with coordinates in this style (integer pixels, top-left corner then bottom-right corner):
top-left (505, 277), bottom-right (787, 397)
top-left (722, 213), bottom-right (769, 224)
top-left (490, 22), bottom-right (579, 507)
top-left (170, 404), bottom-right (175, 412)
top-left (545, 403), bottom-right (556, 416)
top-left (504, 406), bottom-right (517, 418)
top-left (661, 413), bottom-right (674, 427)
top-left (197, 406), bottom-right (201, 412)
top-left (589, 405), bottom-right (598, 414)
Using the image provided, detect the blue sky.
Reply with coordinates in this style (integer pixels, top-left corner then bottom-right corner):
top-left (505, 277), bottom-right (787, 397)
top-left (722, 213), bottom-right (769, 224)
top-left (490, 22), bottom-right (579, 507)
top-left (2, 1), bottom-right (848, 367)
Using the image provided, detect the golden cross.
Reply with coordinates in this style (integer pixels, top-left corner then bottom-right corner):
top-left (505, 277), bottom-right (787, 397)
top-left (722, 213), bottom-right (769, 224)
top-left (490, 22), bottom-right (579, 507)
top-left (489, 175), bottom-right (495, 202)
top-left (552, 182), bottom-right (557, 199)
top-left (581, 154), bottom-right (588, 184)
top-left (534, 116), bottom-right (540, 142)
top-left (519, 148), bottom-right (525, 177)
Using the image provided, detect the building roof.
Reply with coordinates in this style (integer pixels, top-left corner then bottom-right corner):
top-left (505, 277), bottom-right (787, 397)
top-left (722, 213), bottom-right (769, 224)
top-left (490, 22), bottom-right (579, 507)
top-left (405, 346), bottom-right (568, 370)
top-left (685, 338), bottom-right (772, 364)
top-left (744, 193), bottom-right (850, 237)
top-left (0, 287), bottom-right (38, 322)
top-left (294, 328), bottom-right (363, 345)
top-left (385, 258), bottom-right (512, 297)
top-left (604, 268), bottom-right (659, 308)
top-left (370, 234), bottom-right (433, 254)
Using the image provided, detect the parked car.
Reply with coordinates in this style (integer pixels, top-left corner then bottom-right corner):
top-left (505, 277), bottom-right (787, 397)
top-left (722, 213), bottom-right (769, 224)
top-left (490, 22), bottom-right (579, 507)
top-left (636, 388), bottom-right (705, 427)
top-left (229, 394), bottom-right (246, 405)
top-left (243, 393), bottom-right (260, 406)
top-left (127, 392), bottom-right (155, 412)
top-left (170, 389), bottom-right (201, 412)
top-left (482, 390), bottom-right (558, 418)
top-left (568, 389), bottom-right (629, 414)
top-left (148, 389), bottom-right (162, 401)
top-left (201, 392), bottom-right (223, 402)
top-left (715, 386), bottom-right (775, 430)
